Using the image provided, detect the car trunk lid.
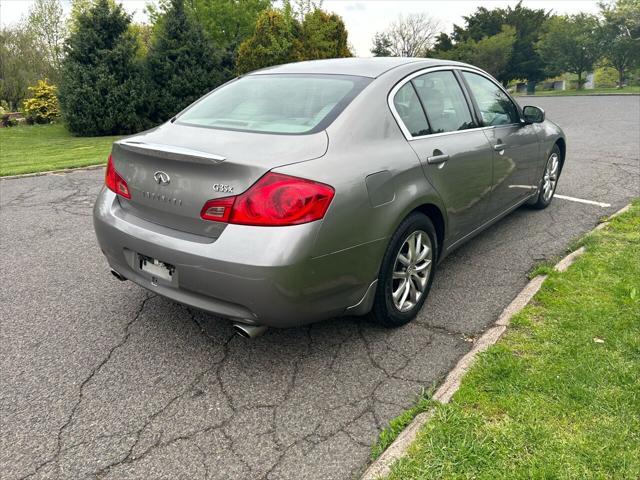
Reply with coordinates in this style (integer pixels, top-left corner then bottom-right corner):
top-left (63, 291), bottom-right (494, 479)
top-left (111, 123), bottom-right (328, 238)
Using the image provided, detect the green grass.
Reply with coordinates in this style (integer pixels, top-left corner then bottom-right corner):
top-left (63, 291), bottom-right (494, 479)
top-left (384, 200), bottom-right (640, 479)
top-left (0, 123), bottom-right (120, 176)
top-left (516, 86), bottom-right (640, 96)
top-left (371, 389), bottom-right (434, 460)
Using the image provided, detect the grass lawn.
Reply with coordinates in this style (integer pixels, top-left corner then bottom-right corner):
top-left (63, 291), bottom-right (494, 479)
top-left (382, 200), bottom-right (640, 479)
top-left (0, 123), bottom-right (120, 176)
top-left (516, 86), bottom-right (640, 96)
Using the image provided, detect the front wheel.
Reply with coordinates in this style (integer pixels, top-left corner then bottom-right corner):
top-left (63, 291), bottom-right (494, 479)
top-left (530, 145), bottom-right (561, 209)
top-left (370, 213), bottom-right (437, 328)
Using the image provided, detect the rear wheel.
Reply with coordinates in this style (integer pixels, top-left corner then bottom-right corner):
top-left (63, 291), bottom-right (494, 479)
top-left (370, 213), bottom-right (437, 327)
top-left (530, 145), bottom-right (561, 209)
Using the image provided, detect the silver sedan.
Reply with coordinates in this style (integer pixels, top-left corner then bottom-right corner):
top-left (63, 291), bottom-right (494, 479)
top-left (93, 57), bottom-right (566, 337)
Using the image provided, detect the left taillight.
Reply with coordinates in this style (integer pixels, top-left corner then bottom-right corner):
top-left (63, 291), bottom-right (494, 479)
top-left (105, 154), bottom-right (131, 199)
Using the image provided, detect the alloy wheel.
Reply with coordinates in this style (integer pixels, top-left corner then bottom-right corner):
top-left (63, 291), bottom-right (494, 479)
top-left (542, 152), bottom-right (559, 202)
top-left (391, 230), bottom-right (433, 312)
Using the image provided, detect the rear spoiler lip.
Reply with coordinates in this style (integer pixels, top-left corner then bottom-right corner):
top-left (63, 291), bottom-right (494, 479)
top-left (116, 140), bottom-right (226, 164)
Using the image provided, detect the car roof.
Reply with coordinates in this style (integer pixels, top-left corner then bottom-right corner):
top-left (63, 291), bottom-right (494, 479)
top-left (249, 57), bottom-right (468, 79)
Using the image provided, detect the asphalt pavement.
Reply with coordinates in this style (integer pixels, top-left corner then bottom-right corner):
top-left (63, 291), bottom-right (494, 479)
top-left (1, 96), bottom-right (639, 480)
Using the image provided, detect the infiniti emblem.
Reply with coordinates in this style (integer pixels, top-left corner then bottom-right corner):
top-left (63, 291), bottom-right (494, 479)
top-left (154, 171), bottom-right (170, 186)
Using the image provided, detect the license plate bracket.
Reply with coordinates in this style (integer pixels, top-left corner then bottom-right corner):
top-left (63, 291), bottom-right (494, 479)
top-left (139, 254), bottom-right (174, 282)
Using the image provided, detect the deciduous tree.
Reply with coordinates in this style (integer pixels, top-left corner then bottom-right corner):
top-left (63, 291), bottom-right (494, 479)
top-left (537, 14), bottom-right (602, 88)
top-left (0, 26), bottom-right (48, 110)
top-left (440, 26), bottom-right (516, 79)
top-left (384, 13), bottom-right (441, 57)
top-left (599, 0), bottom-right (640, 86)
top-left (442, 2), bottom-right (550, 84)
top-left (25, 0), bottom-right (67, 80)
top-left (290, 0), bottom-right (324, 20)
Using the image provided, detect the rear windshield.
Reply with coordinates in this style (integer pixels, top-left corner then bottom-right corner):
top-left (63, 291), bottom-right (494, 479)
top-left (177, 74), bottom-right (371, 134)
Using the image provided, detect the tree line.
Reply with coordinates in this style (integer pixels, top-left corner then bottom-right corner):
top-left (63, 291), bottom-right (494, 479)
top-left (371, 0), bottom-right (640, 90)
top-left (0, 0), bottom-right (351, 135)
top-left (2, 0), bottom-right (638, 136)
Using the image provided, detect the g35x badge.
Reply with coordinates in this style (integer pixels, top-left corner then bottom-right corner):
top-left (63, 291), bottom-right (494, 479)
top-left (213, 184), bottom-right (234, 194)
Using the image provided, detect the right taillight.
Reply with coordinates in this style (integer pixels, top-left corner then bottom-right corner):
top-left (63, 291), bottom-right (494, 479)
top-left (200, 172), bottom-right (334, 226)
top-left (105, 154), bottom-right (131, 199)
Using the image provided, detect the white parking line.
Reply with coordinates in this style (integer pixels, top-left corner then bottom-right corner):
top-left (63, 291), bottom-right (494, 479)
top-left (555, 194), bottom-right (611, 208)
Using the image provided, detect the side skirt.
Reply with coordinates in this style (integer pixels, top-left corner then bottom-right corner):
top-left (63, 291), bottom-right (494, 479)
top-left (443, 192), bottom-right (538, 256)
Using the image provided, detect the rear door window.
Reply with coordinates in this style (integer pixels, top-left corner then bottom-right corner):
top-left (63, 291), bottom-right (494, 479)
top-left (411, 71), bottom-right (475, 134)
top-left (392, 83), bottom-right (430, 137)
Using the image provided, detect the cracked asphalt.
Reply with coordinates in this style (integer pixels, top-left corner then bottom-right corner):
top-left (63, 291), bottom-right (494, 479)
top-left (1, 96), bottom-right (639, 480)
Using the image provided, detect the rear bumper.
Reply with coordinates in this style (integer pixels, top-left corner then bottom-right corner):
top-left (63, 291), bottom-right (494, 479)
top-left (93, 189), bottom-right (383, 327)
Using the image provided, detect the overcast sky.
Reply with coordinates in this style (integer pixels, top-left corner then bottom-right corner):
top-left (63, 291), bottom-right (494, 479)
top-left (0, 0), bottom-right (600, 56)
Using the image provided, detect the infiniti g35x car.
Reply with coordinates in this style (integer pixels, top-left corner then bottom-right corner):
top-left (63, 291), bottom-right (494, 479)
top-left (94, 57), bottom-right (566, 335)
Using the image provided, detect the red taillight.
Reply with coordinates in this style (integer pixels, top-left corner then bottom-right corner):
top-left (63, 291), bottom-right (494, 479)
top-left (200, 173), bottom-right (335, 226)
top-left (105, 154), bottom-right (131, 199)
top-left (200, 197), bottom-right (235, 222)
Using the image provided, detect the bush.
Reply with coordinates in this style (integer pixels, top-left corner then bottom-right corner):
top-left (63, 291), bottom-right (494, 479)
top-left (22, 79), bottom-right (60, 124)
top-left (594, 66), bottom-right (619, 88)
top-left (628, 67), bottom-right (640, 86)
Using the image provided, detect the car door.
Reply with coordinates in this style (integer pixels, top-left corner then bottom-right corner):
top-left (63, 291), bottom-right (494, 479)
top-left (390, 69), bottom-right (494, 245)
top-left (460, 71), bottom-right (540, 217)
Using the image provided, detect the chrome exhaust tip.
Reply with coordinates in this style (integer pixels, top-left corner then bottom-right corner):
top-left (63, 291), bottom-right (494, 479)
top-left (233, 322), bottom-right (267, 339)
top-left (110, 269), bottom-right (127, 282)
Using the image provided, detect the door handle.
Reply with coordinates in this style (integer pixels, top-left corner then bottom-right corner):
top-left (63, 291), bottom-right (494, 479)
top-left (493, 143), bottom-right (507, 151)
top-left (426, 154), bottom-right (450, 165)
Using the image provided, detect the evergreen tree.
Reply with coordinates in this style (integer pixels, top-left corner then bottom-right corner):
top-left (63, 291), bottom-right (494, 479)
top-left (236, 4), bottom-right (352, 74)
top-left (145, 0), bottom-right (224, 124)
top-left (59, 0), bottom-right (146, 136)
top-left (299, 9), bottom-right (351, 59)
top-left (432, 32), bottom-right (453, 54)
top-left (370, 32), bottom-right (392, 57)
top-left (146, 0), bottom-right (270, 83)
top-left (236, 8), bottom-right (302, 74)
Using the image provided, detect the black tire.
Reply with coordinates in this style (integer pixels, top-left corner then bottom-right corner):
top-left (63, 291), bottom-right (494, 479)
top-left (529, 144), bottom-right (562, 210)
top-left (370, 212), bottom-right (438, 328)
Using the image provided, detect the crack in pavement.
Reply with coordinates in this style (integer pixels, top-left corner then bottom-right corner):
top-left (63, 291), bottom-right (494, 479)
top-left (18, 293), bottom-right (156, 480)
top-left (89, 309), bottom-right (238, 478)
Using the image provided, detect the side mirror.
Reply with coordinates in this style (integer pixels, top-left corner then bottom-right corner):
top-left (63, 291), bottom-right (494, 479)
top-left (522, 105), bottom-right (545, 124)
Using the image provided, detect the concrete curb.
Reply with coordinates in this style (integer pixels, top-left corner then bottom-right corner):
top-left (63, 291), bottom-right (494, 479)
top-left (0, 164), bottom-right (105, 181)
top-left (361, 203), bottom-right (631, 480)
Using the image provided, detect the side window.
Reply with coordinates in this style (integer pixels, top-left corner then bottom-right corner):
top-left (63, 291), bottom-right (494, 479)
top-left (412, 71), bottom-right (474, 134)
top-left (462, 71), bottom-right (520, 126)
top-left (393, 83), bottom-right (430, 137)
